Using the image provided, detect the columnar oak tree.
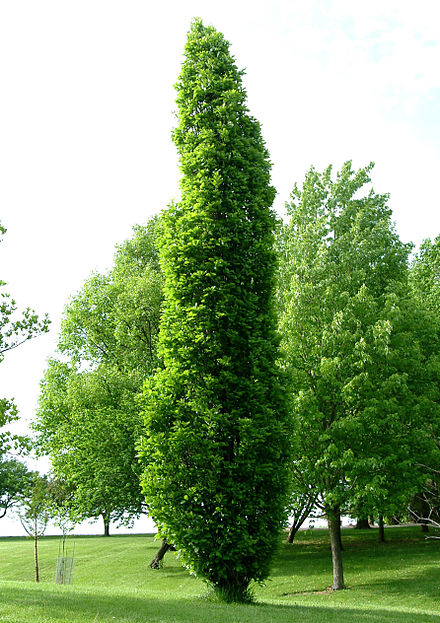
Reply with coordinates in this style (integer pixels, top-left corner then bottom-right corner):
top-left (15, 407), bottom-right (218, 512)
top-left (139, 19), bottom-right (290, 602)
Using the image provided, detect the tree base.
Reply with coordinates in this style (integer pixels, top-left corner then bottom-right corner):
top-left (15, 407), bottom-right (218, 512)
top-left (204, 583), bottom-right (254, 604)
top-left (330, 583), bottom-right (346, 591)
top-left (150, 539), bottom-right (175, 569)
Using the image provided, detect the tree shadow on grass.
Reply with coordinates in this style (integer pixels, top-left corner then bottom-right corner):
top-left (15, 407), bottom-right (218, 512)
top-left (269, 532), bottom-right (440, 580)
top-left (353, 564), bottom-right (440, 598)
top-left (0, 584), bottom-right (439, 623)
top-left (267, 542), bottom-right (440, 607)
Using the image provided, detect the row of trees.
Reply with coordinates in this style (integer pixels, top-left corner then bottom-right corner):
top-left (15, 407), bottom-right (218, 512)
top-left (3, 19), bottom-right (440, 602)
top-left (32, 166), bottom-right (440, 592)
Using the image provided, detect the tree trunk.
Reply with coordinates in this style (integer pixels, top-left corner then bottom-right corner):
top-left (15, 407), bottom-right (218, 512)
top-left (286, 498), bottom-right (315, 543)
top-left (355, 517), bottom-right (371, 529)
top-left (103, 514), bottom-right (110, 537)
top-left (328, 509), bottom-right (345, 590)
top-left (150, 539), bottom-right (174, 569)
top-left (287, 523), bottom-right (300, 543)
top-left (378, 515), bottom-right (385, 542)
top-left (337, 510), bottom-right (344, 552)
top-left (421, 498), bottom-right (429, 533)
top-left (34, 517), bottom-right (40, 583)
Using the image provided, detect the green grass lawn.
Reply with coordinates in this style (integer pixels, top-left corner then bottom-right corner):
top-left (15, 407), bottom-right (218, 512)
top-left (0, 526), bottom-right (439, 622)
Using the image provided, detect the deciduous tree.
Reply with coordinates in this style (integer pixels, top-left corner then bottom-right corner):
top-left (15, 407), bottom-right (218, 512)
top-left (0, 458), bottom-right (32, 519)
top-left (408, 235), bottom-right (440, 529)
top-left (34, 220), bottom-right (163, 534)
top-left (277, 162), bottom-right (435, 589)
top-left (18, 474), bottom-right (51, 582)
top-left (0, 222), bottom-right (49, 451)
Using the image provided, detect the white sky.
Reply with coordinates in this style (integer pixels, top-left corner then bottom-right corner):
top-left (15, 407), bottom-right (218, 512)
top-left (1, 0), bottom-right (439, 535)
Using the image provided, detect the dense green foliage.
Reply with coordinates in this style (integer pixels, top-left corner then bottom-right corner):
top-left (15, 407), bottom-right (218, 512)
top-left (0, 458), bottom-right (33, 519)
top-left (0, 225), bottom-right (49, 365)
top-left (139, 19), bottom-right (290, 601)
top-left (34, 220), bottom-right (163, 532)
top-left (18, 474), bottom-right (51, 538)
top-left (409, 235), bottom-right (440, 520)
top-left (410, 235), bottom-right (440, 316)
top-left (0, 528), bottom-right (439, 622)
top-left (35, 362), bottom-right (146, 531)
top-left (277, 162), bottom-right (440, 587)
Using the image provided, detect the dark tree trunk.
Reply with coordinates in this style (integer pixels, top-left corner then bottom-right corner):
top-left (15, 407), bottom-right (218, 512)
top-left (286, 522), bottom-right (301, 543)
top-left (421, 498), bottom-right (429, 533)
top-left (287, 523), bottom-right (300, 543)
top-left (378, 515), bottom-right (385, 542)
top-left (150, 539), bottom-right (175, 569)
top-left (286, 500), bottom-right (315, 543)
top-left (337, 511), bottom-right (344, 552)
top-left (34, 517), bottom-right (40, 583)
top-left (328, 508), bottom-right (345, 590)
top-left (103, 514), bottom-right (110, 537)
top-left (355, 517), bottom-right (371, 529)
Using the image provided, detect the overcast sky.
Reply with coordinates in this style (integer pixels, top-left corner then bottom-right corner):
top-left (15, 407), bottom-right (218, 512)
top-left (1, 0), bottom-right (439, 535)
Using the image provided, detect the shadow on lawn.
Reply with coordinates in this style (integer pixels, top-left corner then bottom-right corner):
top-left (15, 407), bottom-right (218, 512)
top-left (0, 585), bottom-right (439, 623)
top-left (354, 564), bottom-right (440, 597)
top-left (269, 532), bottom-right (440, 580)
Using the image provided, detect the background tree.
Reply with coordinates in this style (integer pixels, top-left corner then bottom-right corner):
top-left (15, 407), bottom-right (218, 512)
top-left (285, 486), bottom-right (317, 543)
top-left (57, 220), bottom-right (162, 376)
top-left (408, 235), bottom-right (440, 530)
top-left (0, 224), bottom-right (49, 363)
top-left (0, 222), bottom-right (49, 453)
top-left (45, 476), bottom-right (79, 537)
top-left (346, 299), bottom-right (440, 542)
top-left (139, 19), bottom-right (290, 603)
top-left (410, 235), bottom-right (440, 316)
top-left (277, 162), bottom-right (436, 589)
top-left (36, 362), bottom-right (146, 534)
top-left (34, 219), bottom-right (163, 534)
top-left (0, 458), bottom-right (33, 520)
top-left (18, 473), bottom-right (51, 582)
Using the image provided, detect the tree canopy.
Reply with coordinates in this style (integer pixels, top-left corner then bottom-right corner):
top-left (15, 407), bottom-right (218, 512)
top-left (408, 235), bottom-right (440, 522)
top-left (0, 458), bottom-right (33, 519)
top-left (34, 219), bottom-right (163, 533)
top-left (1, 222), bottom-right (49, 451)
top-left (410, 235), bottom-right (440, 316)
top-left (277, 161), bottom-right (438, 588)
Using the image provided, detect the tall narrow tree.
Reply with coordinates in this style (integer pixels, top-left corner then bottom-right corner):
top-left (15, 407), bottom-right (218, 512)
top-left (139, 19), bottom-right (290, 602)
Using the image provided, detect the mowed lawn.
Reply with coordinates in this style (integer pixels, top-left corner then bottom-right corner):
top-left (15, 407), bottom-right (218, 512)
top-left (0, 526), bottom-right (439, 622)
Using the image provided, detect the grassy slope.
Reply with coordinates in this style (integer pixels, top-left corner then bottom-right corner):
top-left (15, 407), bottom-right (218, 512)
top-left (0, 527), bottom-right (439, 622)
